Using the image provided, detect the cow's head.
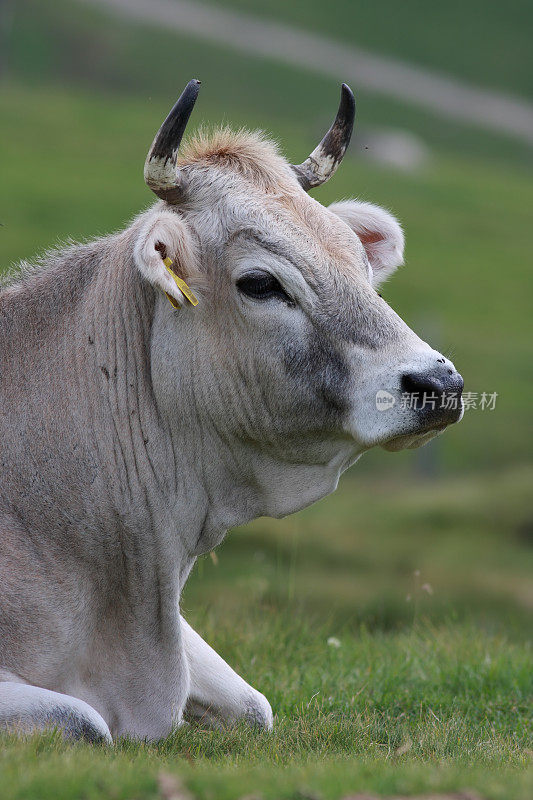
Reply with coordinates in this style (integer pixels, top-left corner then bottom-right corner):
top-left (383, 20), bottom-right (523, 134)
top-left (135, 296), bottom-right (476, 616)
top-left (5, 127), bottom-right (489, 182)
top-left (134, 81), bottom-right (463, 520)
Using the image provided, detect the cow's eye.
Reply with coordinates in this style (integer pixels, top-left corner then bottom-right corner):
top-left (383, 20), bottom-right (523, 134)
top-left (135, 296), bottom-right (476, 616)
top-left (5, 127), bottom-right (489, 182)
top-left (237, 272), bottom-right (294, 305)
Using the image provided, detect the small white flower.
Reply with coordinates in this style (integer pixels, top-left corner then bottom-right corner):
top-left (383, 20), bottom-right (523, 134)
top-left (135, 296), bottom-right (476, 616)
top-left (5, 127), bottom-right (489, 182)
top-left (327, 636), bottom-right (341, 648)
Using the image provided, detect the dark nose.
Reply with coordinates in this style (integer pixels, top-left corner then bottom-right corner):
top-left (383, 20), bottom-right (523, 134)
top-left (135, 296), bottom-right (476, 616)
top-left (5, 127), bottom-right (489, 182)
top-left (401, 364), bottom-right (463, 422)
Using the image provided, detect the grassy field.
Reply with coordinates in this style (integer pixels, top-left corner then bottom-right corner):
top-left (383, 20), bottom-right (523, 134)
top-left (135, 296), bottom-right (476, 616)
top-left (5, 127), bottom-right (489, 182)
top-left (1, 2), bottom-right (532, 798)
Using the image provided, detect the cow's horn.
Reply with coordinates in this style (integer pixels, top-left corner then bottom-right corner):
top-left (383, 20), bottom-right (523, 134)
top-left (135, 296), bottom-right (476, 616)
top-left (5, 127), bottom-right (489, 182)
top-left (144, 79), bottom-right (201, 202)
top-left (291, 83), bottom-right (355, 191)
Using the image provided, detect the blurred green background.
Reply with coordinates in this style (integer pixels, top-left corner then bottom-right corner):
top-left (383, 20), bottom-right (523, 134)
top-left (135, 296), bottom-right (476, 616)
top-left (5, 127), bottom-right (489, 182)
top-left (1, 0), bottom-right (532, 633)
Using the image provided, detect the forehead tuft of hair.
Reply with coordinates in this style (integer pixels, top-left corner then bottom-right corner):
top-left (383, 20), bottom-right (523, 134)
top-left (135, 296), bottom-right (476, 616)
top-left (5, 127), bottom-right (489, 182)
top-left (179, 127), bottom-right (297, 193)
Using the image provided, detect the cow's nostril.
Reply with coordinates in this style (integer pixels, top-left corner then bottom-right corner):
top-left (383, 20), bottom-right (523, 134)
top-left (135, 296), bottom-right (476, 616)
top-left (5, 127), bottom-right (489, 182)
top-left (401, 369), bottom-right (464, 414)
top-left (401, 372), bottom-right (444, 398)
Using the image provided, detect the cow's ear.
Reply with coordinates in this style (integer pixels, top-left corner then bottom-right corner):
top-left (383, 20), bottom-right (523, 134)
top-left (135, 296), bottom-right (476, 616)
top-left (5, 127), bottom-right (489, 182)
top-left (133, 210), bottom-right (199, 307)
top-left (328, 200), bottom-right (404, 287)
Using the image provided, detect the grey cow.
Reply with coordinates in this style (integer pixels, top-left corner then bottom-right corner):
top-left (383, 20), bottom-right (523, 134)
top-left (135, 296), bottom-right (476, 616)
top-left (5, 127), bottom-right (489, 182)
top-left (0, 81), bottom-right (463, 741)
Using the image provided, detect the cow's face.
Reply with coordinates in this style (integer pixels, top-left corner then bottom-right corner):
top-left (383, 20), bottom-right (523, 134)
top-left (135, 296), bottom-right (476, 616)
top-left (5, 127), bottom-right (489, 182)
top-left (135, 85), bottom-right (463, 517)
top-left (215, 189), bottom-right (463, 458)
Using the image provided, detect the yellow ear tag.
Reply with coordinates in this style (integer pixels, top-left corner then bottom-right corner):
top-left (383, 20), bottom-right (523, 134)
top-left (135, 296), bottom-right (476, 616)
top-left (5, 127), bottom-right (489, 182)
top-left (163, 257), bottom-right (199, 308)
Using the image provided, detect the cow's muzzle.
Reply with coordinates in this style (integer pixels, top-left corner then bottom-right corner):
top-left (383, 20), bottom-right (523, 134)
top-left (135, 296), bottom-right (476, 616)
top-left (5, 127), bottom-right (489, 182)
top-left (401, 361), bottom-right (464, 427)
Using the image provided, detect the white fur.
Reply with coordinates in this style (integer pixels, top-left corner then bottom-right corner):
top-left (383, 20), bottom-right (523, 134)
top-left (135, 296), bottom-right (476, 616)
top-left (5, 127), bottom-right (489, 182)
top-left (181, 617), bottom-right (273, 729)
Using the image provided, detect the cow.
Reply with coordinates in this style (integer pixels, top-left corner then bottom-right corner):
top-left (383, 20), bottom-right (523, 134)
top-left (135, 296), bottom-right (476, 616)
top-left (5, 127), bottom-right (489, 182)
top-left (0, 80), bottom-right (463, 742)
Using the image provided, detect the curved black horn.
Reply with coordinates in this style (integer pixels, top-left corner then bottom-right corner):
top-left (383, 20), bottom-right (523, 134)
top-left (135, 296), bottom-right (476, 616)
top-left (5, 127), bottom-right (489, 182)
top-left (144, 79), bottom-right (201, 202)
top-left (291, 83), bottom-right (355, 191)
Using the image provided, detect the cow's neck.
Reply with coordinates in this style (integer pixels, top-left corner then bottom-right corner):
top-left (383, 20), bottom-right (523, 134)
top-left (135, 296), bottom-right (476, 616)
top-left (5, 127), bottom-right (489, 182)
top-left (76, 236), bottom-right (250, 588)
top-left (82, 234), bottom-right (201, 593)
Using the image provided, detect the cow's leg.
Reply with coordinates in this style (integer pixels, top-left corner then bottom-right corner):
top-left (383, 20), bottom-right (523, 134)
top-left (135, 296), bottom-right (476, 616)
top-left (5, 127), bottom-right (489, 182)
top-left (0, 680), bottom-right (112, 743)
top-left (180, 617), bottom-right (273, 730)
